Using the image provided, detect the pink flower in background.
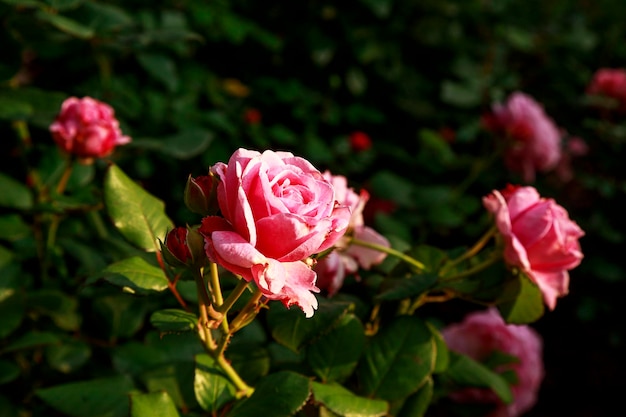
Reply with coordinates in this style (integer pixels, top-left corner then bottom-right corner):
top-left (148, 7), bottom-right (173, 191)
top-left (315, 172), bottom-right (390, 296)
top-left (49, 97), bottom-right (130, 159)
top-left (483, 92), bottom-right (561, 183)
top-left (586, 68), bottom-right (626, 110)
top-left (483, 185), bottom-right (584, 310)
top-left (349, 131), bottom-right (373, 152)
top-left (554, 135), bottom-right (589, 183)
top-left (199, 148), bottom-right (351, 317)
top-left (442, 308), bottom-right (544, 417)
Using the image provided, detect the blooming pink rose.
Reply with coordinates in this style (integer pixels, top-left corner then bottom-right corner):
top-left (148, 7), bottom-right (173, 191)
top-left (315, 172), bottom-right (390, 296)
top-left (484, 92), bottom-right (561, 183)
top-left (483, 185), bottom-right (584, 310)
top-left (586, 68), bottom-right (626, 110)
top-left (49, 97), bottom-right (131, 159)
top-left (442, 308), bottom-right (544, 417)
top-left (199, 149), bottom-right (351, 317)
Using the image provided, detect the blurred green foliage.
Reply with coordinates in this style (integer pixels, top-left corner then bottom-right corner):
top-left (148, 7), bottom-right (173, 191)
top-left (1, 0), bottom-right (625, 416)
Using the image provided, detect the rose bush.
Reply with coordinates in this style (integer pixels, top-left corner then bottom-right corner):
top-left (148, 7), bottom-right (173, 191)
top-left (442, 308), bottom-right (544, 417)
top-left (49, 96), bottom-right (131, 160)
top-left (483, 185), bottom-right (585, 310)
top-left (483, 92), bottom-right (561, 183)
top-left (198, 148), bottom-right (351, 317)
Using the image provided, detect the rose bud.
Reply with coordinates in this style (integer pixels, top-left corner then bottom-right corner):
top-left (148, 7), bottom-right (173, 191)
top-left (184, 174), bottom-right (219, 216)
top-left (161, 226), bottom-right (206, 268)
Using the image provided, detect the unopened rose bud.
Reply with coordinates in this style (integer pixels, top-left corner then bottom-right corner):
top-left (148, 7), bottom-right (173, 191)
top-left (161, 226), bottom-right (206, 268)
top-left (184, 174), bottom-right (219, 216)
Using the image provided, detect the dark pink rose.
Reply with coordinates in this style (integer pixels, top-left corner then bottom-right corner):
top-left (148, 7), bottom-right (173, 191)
top-left (442, 308), bottom-right (544, 417)
top-left (485, 92), bottom-right (561, 183)
top-left (49, 97), bottom-right (130, 159)
top-left (586, 68), bottom-right (626, 110)
top-left (483, 185), bottom-right (584, 309)
top-left (315, 172), bottom-right (390, 296)
top-left (199, 149), bottom-right (351, 317)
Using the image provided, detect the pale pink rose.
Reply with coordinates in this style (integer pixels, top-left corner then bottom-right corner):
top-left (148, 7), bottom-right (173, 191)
top-left (586, 68), bottom-right (626, 110)
top-left (49, 97), bottom-right (130, 159)
top-left (199, 149), bottom-right (351, 317)
top-left (483, 185), bottom-right (584, 310)
top-left (485, 92), bottom-right (561, 183)
top-left (442, 308), bottom-right (544, 417)
top-left (315, 172), bottom-right (390, 296)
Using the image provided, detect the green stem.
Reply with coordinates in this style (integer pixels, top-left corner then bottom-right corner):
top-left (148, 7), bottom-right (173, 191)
top-left (439, 226), bottom-right (497, 277)
top-left (350, 237), bottom-right (425, 271)
top-left (439, 251), bottom-right (501, 282)
top-left (56, 156), bottom-right (74, 196)
top-left (228, 289), bottom-right (264, 334)
top-left (216, 354), bottom-right (254, 398)
top-left (217, 280), bottom-right (250, 315)
top-left (208, 262), bottom-right (230, 334)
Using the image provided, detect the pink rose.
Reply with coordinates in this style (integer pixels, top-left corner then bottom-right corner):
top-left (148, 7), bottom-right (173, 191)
top-left (199, 149), bottom-right (351, 317)
top-left (483, 185), bottom-right (584, 310)
top-left (586, 68), bottom-right (626, 110)
top-left (442, 308), bottom-right (544, 417)
top-left (485, 92), bottom-right (561, 183)
top-left (315, 173), bottom-right (390, 296)
top-left (49, 97), bottom-right (131, 159)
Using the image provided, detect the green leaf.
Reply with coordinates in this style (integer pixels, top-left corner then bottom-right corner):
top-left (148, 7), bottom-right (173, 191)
top-left (0, 173), bottom-right (33, 210)
top-left (112, 342), bottom-right (168, 376)
top-left (267, 298), bottom-right (353, 352)
top-left (141, 363), bottom-right (198, 411)
top-left (376, 273), bottom-right (438, 301)
top-left (194, 354), bottom-right (237, 413)
top-left (36, 375), bottom-right (134, 417)
top-left (497, 273), bottom-right (545, 324)
top-left (132, 128), bottom-right (213, 159)
top-left (311, 382), bottom-right (388, 417)
top-left (307, 314), bottom-right (365, 383)
top-left (92, 294), bottom-right (153, 339)
top-left (2, 331), bottom-right (59, 353)
top-left (0, 95), bottom-right (33, 120)
top-left (45, 340), bottom-right (91, 374)
top-left (35, 10), bottom-right (95, 39)
top-left (97, 256), bottom-right (169, 294)
top-left (0, 214), bottom-right (30, 241)
top-left (397, 377), bottom-right (433, 417)
top-left (0, 359), bottom-right (20, 385)
top-left (427, 322), bottom-right (449, 374)
top-left (27, 289), bottom-right (81, 331)
top-left (0, 293), bottom-right (23, 339)
top-left (228, 371), bottom-right (310, 417)
top-left (104, 164), bottom-right (173, 252)
top-left (357, 316), bottom-right (435, 401)
top-left (150, 309), bottom-right (198, 333)
top-left (136, 53), bottom-right (179, 92)
top-left (444, 352), bottom-right (513, 404)
top-left (130, 391), bottom-right (181, 417)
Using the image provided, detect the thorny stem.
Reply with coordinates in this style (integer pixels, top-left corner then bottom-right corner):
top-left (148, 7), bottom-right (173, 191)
top-left (194, 266), bottom-right (254, 397)
top-left (350, 237), bottom-right (426, 271)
